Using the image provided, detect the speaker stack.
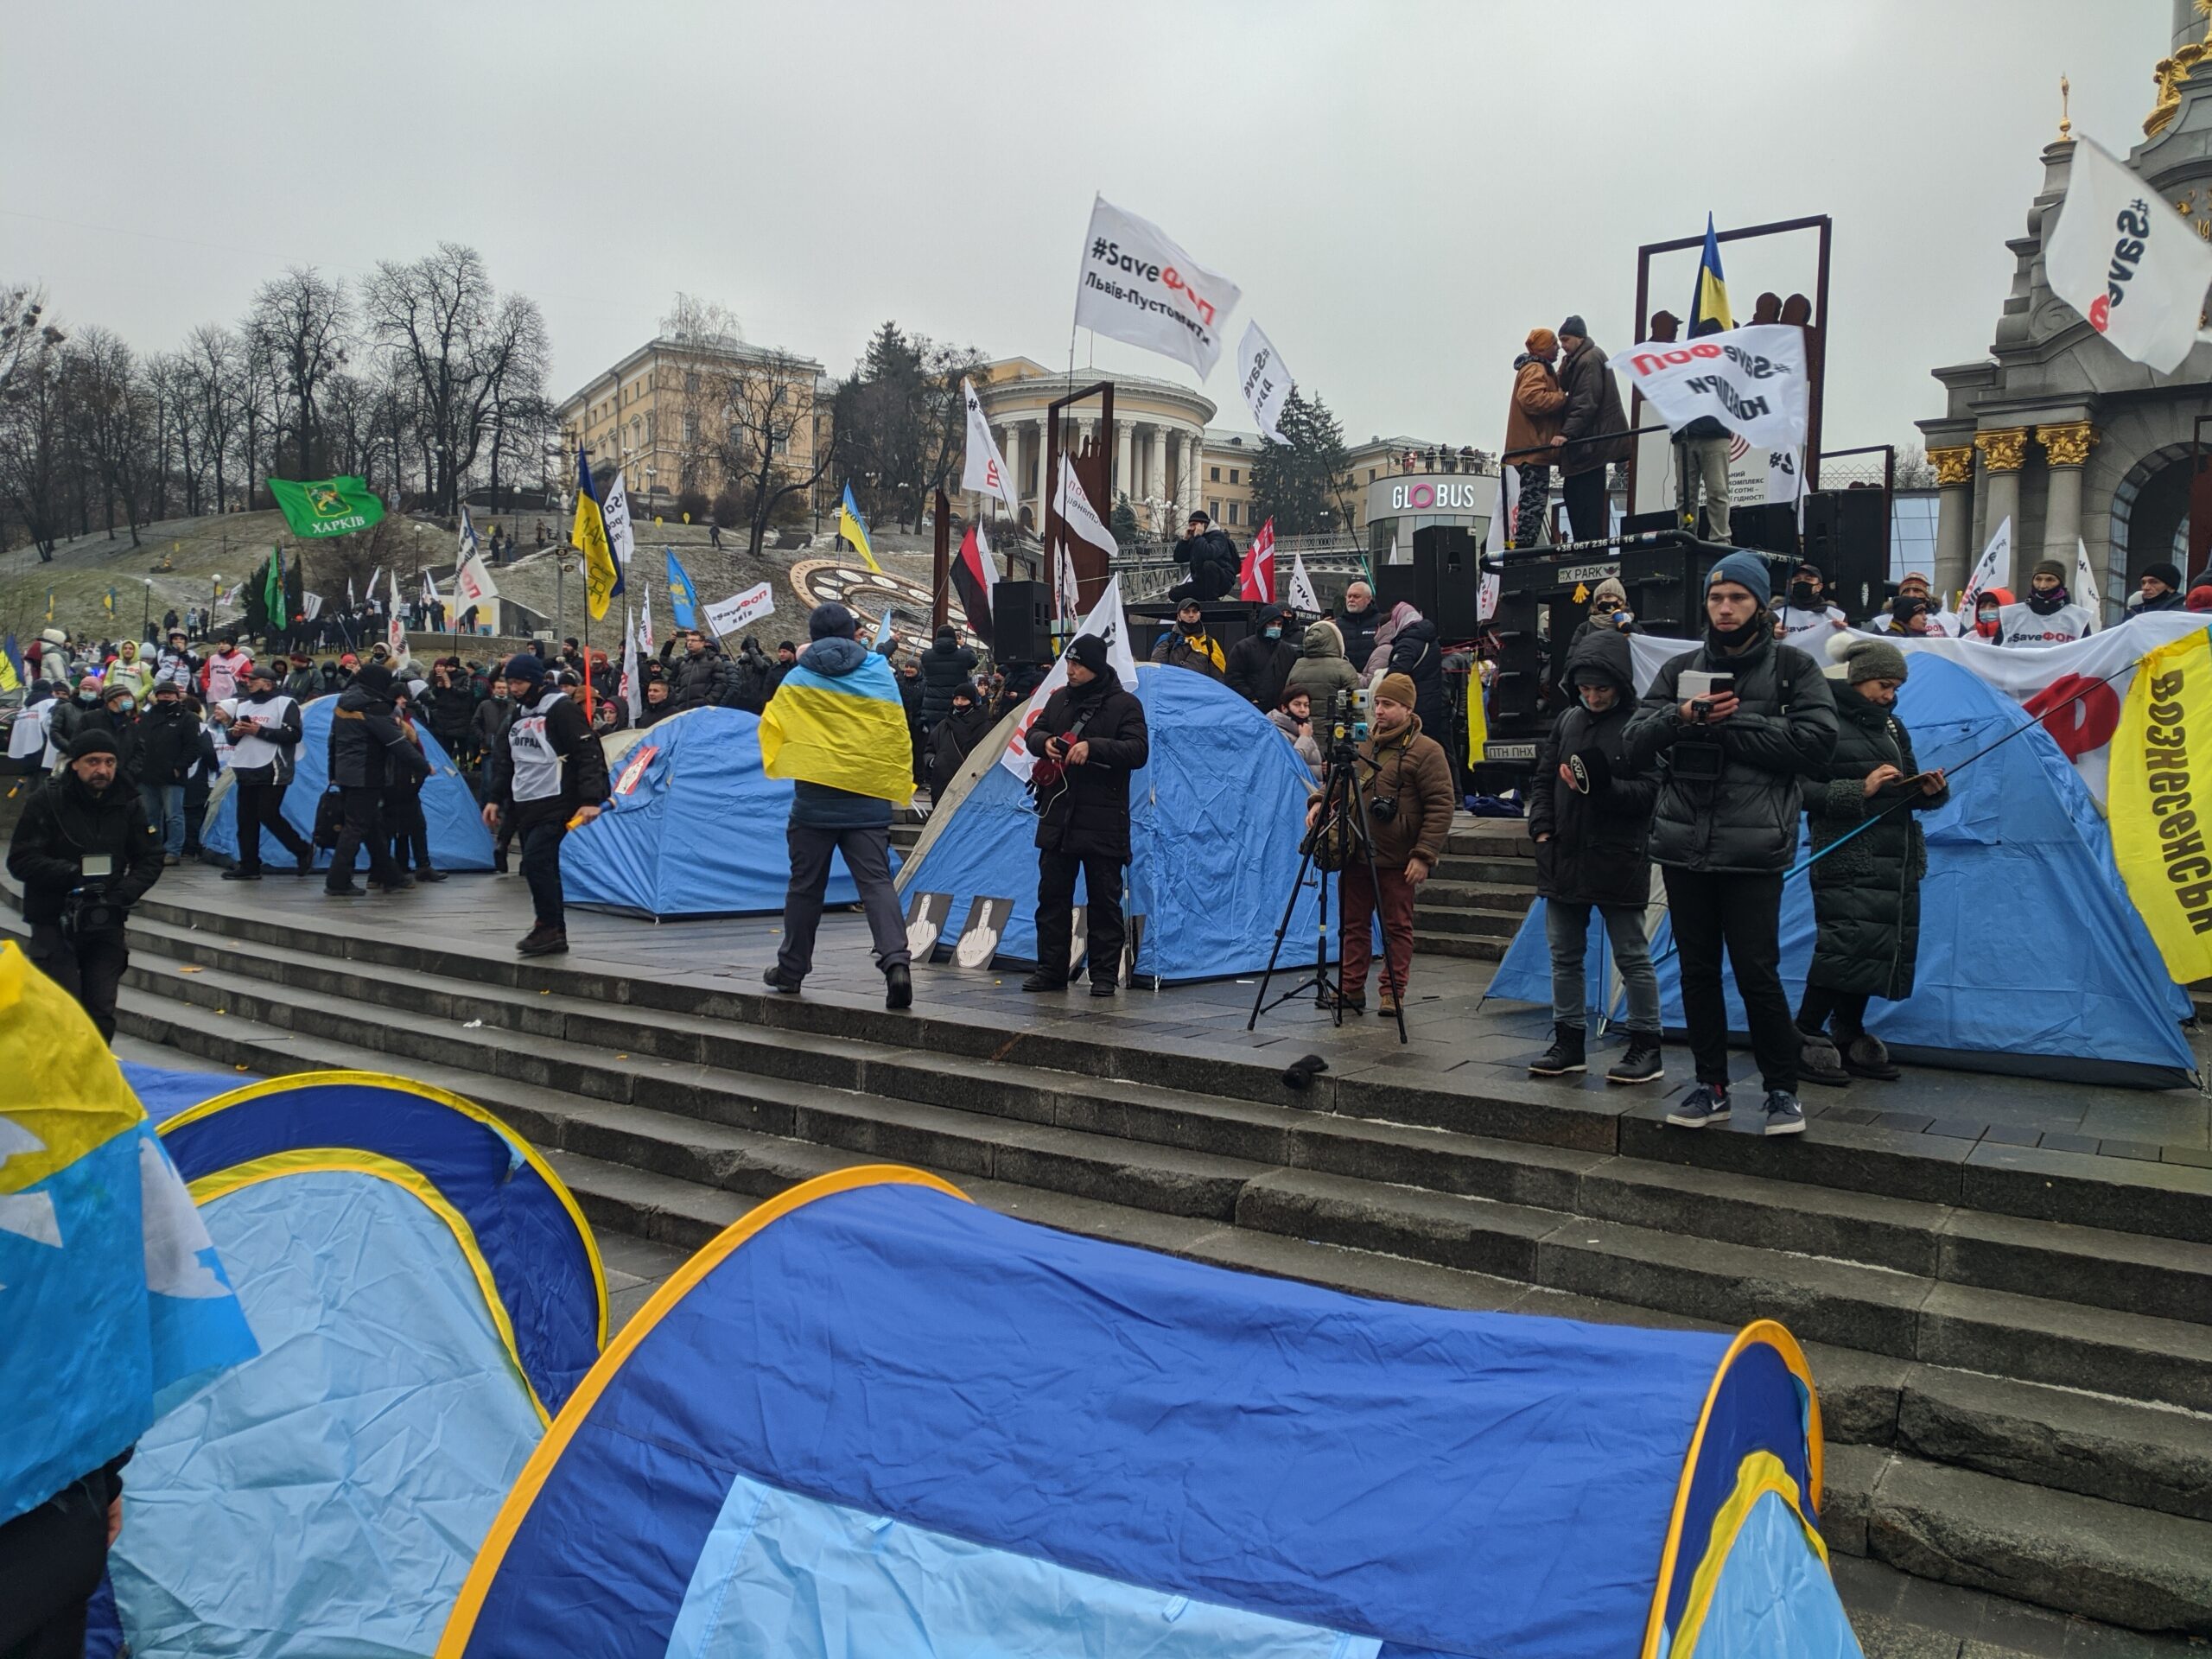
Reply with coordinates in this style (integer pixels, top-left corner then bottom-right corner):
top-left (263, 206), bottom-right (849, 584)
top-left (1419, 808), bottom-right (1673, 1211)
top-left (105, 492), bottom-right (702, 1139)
top-left (990, 581), bottom-right (1052, 664)
top-left (1801, 489), bottom-right (1891, 620)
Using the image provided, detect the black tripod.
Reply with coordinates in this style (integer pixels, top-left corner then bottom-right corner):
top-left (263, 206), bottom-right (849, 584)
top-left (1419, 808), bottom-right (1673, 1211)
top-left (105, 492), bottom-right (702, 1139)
top-left (1247, 722), bottom-right (1410, 1044)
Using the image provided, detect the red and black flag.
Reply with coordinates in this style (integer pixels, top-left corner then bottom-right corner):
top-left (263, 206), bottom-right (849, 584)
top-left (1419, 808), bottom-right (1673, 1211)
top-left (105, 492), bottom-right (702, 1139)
top-left (954, 523), bottom-right (995, 647)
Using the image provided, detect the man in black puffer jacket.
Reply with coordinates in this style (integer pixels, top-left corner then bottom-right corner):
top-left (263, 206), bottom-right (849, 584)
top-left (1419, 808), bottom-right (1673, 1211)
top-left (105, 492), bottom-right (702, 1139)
top-left (1527, 626), bottom-right (1661, 1085)
top-left (1224, 605), bottom-right (1297, 711)
top-left (1024, 634), bottom-right (1149, 995)
top-left (324, 664), bottom-right (430, 897)
top-left (918, 625), bottom-right (978, 729)
top-left (1166, 512), bottom-right (1239, 602)
top-left (1626, 551), bottom-right (1836, 1135)
top-left (670, 632), bottom-right (733, 711)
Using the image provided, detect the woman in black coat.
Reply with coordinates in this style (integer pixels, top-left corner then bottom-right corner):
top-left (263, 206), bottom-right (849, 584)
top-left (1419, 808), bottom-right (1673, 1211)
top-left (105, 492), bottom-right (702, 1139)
top-left (925, 681), bottom-right (992, 804)
top-left (1385, 613), bottom-right (1446, 738)
top-left (1797, 636), bottom-right (1949, 1084)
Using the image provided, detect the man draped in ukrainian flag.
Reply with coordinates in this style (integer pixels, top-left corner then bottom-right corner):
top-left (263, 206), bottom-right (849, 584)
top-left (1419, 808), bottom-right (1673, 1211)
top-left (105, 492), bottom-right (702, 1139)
top-left (759, 601), bottom-right (914, 1009)
top-left (0, 943), bottom-right (256, 1650)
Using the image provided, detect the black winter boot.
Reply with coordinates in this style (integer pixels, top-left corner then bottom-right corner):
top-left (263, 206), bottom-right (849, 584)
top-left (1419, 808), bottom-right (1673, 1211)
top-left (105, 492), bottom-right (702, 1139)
top-left (1605, 1037), bottom-right (1663, 1085)
top-left (1529, 1023), bottom-right (1587, 1077)
top-left (1798, 1028), bottom-right (1853, 1088)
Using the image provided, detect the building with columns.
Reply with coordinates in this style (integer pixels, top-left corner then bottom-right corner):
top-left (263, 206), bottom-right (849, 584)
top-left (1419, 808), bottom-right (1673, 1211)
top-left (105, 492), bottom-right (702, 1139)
top-left (969, 359), bottom-right (1214, 534)
top-left (1917, 1), bottom-right (2212, 615)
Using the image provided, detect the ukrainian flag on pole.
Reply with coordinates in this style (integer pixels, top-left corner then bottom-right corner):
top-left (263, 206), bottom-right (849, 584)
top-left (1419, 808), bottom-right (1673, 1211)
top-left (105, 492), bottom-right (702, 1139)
top-left (1688, 213), bottom-right (1732, 338)
top-left (759, 646), bottom-right (915, 806)
top-left (574, 446), bottom-right (622, 620)
top-left (838, 484), bottom-right (883, 575)
top-left (0, 944), bottom-right (256, 1525)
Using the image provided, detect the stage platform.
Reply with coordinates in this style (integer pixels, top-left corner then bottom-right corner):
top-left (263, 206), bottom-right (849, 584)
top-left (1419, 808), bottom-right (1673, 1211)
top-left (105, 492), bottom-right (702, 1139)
top-left (9, 866), bottom-right (2212, 1644)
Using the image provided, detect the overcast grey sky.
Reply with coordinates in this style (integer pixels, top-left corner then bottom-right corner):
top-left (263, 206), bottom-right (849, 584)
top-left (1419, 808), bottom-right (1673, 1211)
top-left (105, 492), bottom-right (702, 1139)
top-left (1, 1), bottom-right (2166, 458)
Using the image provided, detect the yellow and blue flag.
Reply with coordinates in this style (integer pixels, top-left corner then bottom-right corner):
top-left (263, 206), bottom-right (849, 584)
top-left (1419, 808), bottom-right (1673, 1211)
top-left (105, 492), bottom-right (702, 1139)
top-left (0, 944), bottom-right (256, 1524)
top-left (0, 636), bottom-right (20, 696)
top-left (1688, 213), bottom-right (1732, 339)
top-left (759, 644), bottom-right (915, 806)
top-left (838, 484), bottom-right (883, 575)
top-left (665, 548), bottom-right (700, 631)
top-left (574, 446), bottom-right (623, 621)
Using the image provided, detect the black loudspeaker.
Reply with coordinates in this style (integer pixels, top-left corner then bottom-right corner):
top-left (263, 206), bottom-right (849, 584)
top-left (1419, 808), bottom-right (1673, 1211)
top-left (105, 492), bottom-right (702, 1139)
top-left (992, 581), bottom-right (1052, 663)
top-left (1801, 490), bottom-right (1890, 621)
top-left (1730, 501), bottom-right (1800, 556)
top-left (1414, 524), bottom-right (1481, 639)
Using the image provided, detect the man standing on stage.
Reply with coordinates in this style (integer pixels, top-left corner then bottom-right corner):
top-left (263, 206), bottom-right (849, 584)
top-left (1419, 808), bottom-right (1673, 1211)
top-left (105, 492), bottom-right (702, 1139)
top-left (1554, 315), bottom-right (1630, 543)
top-left (1024, 633), bottom-right (1149, 997)
top-left (481, 653), bottom-right (609, 956)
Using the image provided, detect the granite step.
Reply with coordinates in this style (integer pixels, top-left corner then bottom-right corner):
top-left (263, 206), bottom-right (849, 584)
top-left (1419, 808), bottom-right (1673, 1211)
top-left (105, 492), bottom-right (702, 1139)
top-left (1409, 928), bottom-right (1506, 961)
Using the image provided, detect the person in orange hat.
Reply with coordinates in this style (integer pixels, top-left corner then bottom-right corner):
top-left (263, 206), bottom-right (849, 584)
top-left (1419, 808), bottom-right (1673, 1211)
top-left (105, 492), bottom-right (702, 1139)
top-left (1502, 329), bottom-right (1567, 548)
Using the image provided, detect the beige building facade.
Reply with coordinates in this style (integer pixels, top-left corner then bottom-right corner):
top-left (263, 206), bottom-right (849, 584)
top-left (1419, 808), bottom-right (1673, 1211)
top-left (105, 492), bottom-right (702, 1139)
top-left (1198, 431), bottom-right (1457, 537)
top-left (555, 336), bottom-right (826, 513)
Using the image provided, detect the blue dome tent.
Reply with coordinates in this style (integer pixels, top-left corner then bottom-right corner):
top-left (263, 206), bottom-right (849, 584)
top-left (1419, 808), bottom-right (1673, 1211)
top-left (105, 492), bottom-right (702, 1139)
top-left (201, 693), bottom-right (496, 872)
top-left (1485, 654), bottom-right (2195, 1087)
top-left (895, 666), bottom-right (1328, 982)
top-left (438, 1167), bottom-right (1857, 1659)
top-left (101, 1071), bottom-right (606, 1659)
top-left (560, 707), bottom-right (861, 919)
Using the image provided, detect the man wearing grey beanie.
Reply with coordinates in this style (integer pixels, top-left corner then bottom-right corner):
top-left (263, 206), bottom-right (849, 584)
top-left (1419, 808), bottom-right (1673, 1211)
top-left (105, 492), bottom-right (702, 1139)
top-left (1627, 551), bottom-right (1838, 1135)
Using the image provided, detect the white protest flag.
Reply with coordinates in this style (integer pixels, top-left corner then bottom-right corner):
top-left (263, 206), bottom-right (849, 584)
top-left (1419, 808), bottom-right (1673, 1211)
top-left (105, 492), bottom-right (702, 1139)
top-left (620, 605), bottom-right (641, 724)
top-left (347, 576), bottom-right (358, 609)
top-left (386, 569), bottom-right (406, 659)
top-left (1053, 539), bottom-right (1081, 626)
top-left (2044, 136), bottom-right (2212, 375)
top-left (421, 569), bottom-right (442, 603)
top-left (300, 592), bottom-right (323, 621)
top-left (998, 575), bottom-right (1141, 785)
top-left (1236, 320), bottom-right (1294, 445)
top-left (454, 542), bottom-right (500, 613)
top-left (959, 378), bottom-right (1020, 514)
top-left (1388, 532), bottom-right (1408, 566)
top-left (458, 504), bottom-right (480, 561)
top-left (639, 581), bottom-right (655, 654)
top-left (705, 581), bottom-right (776, 637)
top-left (1961, 517), bottom-right (2012, 612)
top-left (1073, 196), bottom-right (1242, 378)
top-left (601, 467), bottom-right (638, 568)
top-left (2075, 537), bottom-right (2099, 632)
top-left (1056, 451), bottom-right (1118, 557)
top-left (1612, 322), bottom-right (1810, 451)
top-left (1287, 552), bottom-right (1320, 613)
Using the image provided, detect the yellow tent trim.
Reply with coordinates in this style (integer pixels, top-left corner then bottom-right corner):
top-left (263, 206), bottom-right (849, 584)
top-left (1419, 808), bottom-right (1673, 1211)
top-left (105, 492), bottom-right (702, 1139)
top-left (1637, 1319), bottom-right (1822, 1659)
top-left (190, 1147), bottom-right (551, 1426)
top-left (161, 1068), bottom-right (607, 1350)
top-left (435, 1164), bottom-right (968, 1659)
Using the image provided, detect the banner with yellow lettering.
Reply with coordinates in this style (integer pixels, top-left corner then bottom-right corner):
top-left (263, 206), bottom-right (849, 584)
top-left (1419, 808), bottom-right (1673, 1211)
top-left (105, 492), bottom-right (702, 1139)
top-left (2108, 628), bottom-right (2212, 983)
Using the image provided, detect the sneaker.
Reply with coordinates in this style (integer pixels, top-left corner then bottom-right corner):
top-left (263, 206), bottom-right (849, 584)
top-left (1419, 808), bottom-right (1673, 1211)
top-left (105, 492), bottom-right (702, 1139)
top-left (1605, 1038), bottom-right (1663, 1086)
top-left (1020, 972), bottom-right (1068, 993)
top-left (763, 967), bottom-right (804, 994)
top-left (884, 963), bottom-right (912, 1010)
top-left (220, 868), bottom-right (262, 881)
top-left (1529, 1023), bottom-right (1587, 1077)
top-left (1764, 1090), bottom-right (1807, 1135)
top-left (516, 925), bottom-right (569, 957)
top-left (1090, 978), bottom-right (1117, 998)
top-left (1798, 1030), bottom-right (1852, 1088)
top-left (323, 884), bottom-right (364, 898)
top-left (1666, 1082), bottom-right (1732, 1128)
top-left (162, 854), bottom-right (181, 867)
top-left (1841, 1034), bottom-right (1900, 1081)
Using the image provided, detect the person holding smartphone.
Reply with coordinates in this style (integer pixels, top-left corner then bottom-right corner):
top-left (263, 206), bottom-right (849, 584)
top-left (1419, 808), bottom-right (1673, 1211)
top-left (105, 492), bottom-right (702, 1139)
top-left (6, 730), bottom-right (166, 1042)
top-left (1627, 552), bottom-right (1838, 1135)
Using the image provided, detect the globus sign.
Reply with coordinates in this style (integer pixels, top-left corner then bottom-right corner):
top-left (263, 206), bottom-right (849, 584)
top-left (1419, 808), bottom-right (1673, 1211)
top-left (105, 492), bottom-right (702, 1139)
top-left (1367, 475), bottom-right (1492, 521)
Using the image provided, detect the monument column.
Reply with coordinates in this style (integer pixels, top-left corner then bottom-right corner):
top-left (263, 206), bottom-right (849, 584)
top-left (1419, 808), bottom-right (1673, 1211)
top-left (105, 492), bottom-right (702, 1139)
top-left (1116, 420), bottom-right (1134, 500)
top-left (2036, 421), bottom-right (2097, 568)
top-left (1973, 427), bottom-right (2030, 582)
top-left (1177, 433), bottom-right (1195, 512)
top-left (1928, 444), bottom-right (1974, 596)
top-left (1150, 427), bottom-right (1170, 521)
top-left (1032, 416), bottom-right (1051, 528)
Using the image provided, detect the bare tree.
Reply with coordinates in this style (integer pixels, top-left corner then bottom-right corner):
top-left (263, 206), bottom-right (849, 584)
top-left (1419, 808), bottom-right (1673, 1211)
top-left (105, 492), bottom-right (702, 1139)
top-left (248, 266), bottom-right (350, 482)
top-left (67, 327), bottom-right (153, 546)
top-left (705, 349), bottom-right (836, 556)
top-left (182, 324), bottom-right (245, 513)
top-left (0, 312), bottom-right (69, 557)
top-left (1893, 442), bottom-right (1938, 491)
top-left (0, 283), bottom-right (64, 405)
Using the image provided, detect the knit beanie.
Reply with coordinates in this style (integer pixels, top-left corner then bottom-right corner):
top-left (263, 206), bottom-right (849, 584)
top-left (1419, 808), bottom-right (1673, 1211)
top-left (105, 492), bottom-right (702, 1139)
top-left (1524, 327), bottom-right (1556, 355)
top-left (1375, 671), bottom-right (1418, 709)
top-left (808, 601), bottom-right (857, 640)
top-left (68, 729), bottom-right (119, 760)
top-left (1591, 576), bottom-right (1629, 607)
top-left (1065, 634), bottom-right (1109, 674)
top-left (500, 652), bottom-right (546, 687)
top-left (1559, 315), bottom-right (1587, 339)
top-left (2145, 561), bottom-right (2183, 591)
top-left (353, 663), bottom-right (394, 696)
top-left (1706, 550), bottom-right (1772, 607)
top-left (2032, 558), bottom-right (2068, 583)
top-left (1827, 632), bottom-right (1910, 686)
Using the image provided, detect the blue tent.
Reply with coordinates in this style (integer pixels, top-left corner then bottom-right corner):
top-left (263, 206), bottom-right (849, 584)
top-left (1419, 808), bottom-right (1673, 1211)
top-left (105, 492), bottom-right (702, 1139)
top-left (895, 665), bottom-right (1328, 982)
top-left (1486, 655), bottom-right (2195, 1087)
top-left (440, 1167), bottom-right (1856, 1658)
top-left (102, 1071), bottom-right (606, 1659)
top-left (201, 693), bottom-right (497, 872)
top-left (561, 706), bottom-right (861, 919)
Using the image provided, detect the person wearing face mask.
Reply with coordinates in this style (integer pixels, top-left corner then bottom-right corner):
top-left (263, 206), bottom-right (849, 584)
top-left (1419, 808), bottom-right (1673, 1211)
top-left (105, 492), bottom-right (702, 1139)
top-left (1997, 559), bottom-right (2094, 647)
top-left (925, 679), bottom-right (993, 803)
top-left (1627, 551), bottom-right (1839, 1135)
top-left (133, 677), bottom-right (202, 865)
top-left (473, 677), bottom-right (518, 870)
top-left (1225, 604), bottom-right (1298, 712)
top-left (1149, 598), bottom-right (1226, 681)
top-left (1968, 587), bottom-right (2012, 640)
top-left (1795, 635), bottom-right (1949, 1087)
top-left (45, 675), bottom-right (103, 768)
top-left (1774, 562), bottom-right (1849, 641)
top-left (1268, 687), bottom-right (1325, 779)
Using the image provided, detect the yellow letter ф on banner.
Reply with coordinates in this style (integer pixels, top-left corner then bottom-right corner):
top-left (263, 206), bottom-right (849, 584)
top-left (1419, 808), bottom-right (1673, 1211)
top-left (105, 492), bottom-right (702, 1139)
top-left (2110, 629), bottom-right (2212, 982)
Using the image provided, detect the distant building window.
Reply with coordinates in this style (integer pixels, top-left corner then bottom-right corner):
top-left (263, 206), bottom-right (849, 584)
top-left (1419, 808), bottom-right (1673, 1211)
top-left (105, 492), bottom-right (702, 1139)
top-left (1210, 466), bottom-right (1220, 482)
top-left (1209, 499), bottom-right (1220, 518)
top-left (1228, 468), bottom-right (1240, 486)
top-left (685, 370), bottom-right (700, 394)
top-left (1227, 502), bottom-right (1240, 525)
top-left (647, 412), bottom-right (658, 442)
top-left (1368, 467), bottom-right (1377, 483)
top-left (682, 414), bottom-right (697, 446)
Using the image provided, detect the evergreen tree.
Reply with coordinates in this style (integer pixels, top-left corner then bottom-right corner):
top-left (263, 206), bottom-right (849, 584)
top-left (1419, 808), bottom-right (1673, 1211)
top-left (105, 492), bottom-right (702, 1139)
top-left (1249, 391), bottom-right (1351, 537)
top-left (1110, 491), bottom-right (1141, 547)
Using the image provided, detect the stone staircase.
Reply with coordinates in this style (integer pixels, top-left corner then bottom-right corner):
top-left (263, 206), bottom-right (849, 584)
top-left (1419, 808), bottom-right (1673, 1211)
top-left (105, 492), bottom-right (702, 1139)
top-left (1415, 817), bottom-right (1538, 963)
top-left (23, 880), bottom-right (2212, 1644)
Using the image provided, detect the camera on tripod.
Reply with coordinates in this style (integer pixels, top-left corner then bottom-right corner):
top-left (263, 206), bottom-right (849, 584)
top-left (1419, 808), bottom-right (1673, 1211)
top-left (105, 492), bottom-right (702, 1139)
top-left (1328, 685), bottom-right (1371, 752)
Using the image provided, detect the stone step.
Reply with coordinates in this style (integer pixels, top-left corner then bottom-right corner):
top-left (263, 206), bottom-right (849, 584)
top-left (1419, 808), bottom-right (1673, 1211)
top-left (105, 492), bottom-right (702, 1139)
top-left (1419, 880), bottom-right (1540, 913)
top-left (104, 909), bottom-right (2212, 1321)
top-left (1410, 928), bottom-right (1506, 961)
top-left (1428, 855), bottom-right (1538, 887)
top-left (110, 950), bottom-right (2212, 1414)
top-left (1410, 905), bottom-right (1522, 939)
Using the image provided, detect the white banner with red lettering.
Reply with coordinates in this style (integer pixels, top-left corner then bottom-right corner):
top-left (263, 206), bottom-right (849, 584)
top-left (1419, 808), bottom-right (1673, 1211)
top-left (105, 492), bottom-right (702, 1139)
top-left (1627, 612), bottom-right (2212, 803)
top-left (1612, 323), bottom-right (1809, 450)
top-left (997, 575), bottom-right (1141, 785)
top-left (1072, 196), bottom-right (1242, 378)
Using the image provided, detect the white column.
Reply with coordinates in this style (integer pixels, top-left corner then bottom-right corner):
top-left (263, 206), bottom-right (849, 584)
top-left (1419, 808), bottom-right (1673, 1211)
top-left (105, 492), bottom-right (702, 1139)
top-left (1177, 433), bottom-right (1195, 512)
top-left (1116, 420), bottom-right (1135, 499)
top-left (1150, 427), bottom-right (1169, 518)
top-left (1033, 416), bottom-right (1050, 529)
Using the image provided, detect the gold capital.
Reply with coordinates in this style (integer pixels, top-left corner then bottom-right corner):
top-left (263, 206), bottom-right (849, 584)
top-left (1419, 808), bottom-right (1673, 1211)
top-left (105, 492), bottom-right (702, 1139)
top-left (1927, 444), bottom-right (1974, 487)
top-left (1973, 428), bottom-right (2030, 474)
top-left (2036, 421), bottom-right (2098, 467)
